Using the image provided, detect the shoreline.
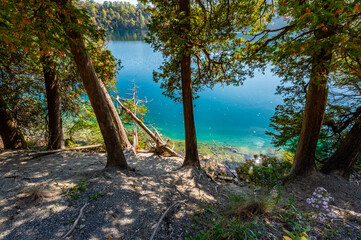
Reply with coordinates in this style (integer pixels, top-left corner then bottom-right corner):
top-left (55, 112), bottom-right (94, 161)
top-left (170, 139), bottom-right (283, 164)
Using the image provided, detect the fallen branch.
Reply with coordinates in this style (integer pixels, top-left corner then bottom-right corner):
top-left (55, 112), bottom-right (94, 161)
top-left (149, 200), bottom-right (187, 240)
top-left (203, 170), bottom-right (220, 185)
top-left (216, 175), bottom-right (235, 181)
top-left (62, 202), bottom-right (87, 239)
top-left (28, 144), bottom-right (104, 158)
top-left (116, 97), bottom-right (182, 158)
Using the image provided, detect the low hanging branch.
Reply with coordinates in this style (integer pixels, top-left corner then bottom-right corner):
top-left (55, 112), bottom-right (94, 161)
top-left (116, 97), bottom-right (182, 158)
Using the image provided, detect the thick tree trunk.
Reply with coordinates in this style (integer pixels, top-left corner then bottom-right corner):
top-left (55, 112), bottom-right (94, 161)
top-left (291, 49), bottom-right (331, 176)
top-left (42, 56), bottom-right (65, 150)
top-left (321, 116), bottom-right (361, 179)
top-left (179, 0), bottom-right (200, 168)
top-left (99, 79), bottom-right (132, 149)
top-left (0, 95), bottom-right (27, 149)
top-left (57, 2), bottom-right (128, 169)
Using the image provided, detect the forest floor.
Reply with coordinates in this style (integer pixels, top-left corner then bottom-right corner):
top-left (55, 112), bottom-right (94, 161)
top-left (0, 150), bottom-right (226, 240)
top-left (0, 150), bottom-right (360, 239)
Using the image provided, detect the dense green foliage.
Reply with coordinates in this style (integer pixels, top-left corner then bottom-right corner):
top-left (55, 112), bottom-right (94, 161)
top-left (0, 0), bottom-right (121, 147)
top-left (84, 0), bottom-right (151, 30)
top-left (249, 0), bottom-right (361, 159)
top-left (142, 0), bottom-right (271, 101)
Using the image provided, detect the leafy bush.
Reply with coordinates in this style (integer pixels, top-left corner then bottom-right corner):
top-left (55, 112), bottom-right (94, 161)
top-left (236, 154), bottom-right (292, 187)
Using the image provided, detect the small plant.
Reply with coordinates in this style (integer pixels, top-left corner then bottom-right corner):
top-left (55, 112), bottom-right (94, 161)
top-left (278, 194), bottom-right (312, 238)
top-left (63, 180), bottom-right (88, 200)
top-left (89, 190), bottom-right (104, 201)
top-left (64, 217), bottom-right (75, 225)
top-left (23, 185), bottom-right (54, 202)
top-left (306, 187), bottom-right (337, 223)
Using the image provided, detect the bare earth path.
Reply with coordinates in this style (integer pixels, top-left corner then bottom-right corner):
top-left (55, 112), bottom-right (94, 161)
top-left (0, 150), bottom-right (219, 240)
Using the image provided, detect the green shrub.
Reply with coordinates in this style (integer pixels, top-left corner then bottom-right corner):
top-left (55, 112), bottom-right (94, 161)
top-left (236, 154), bottom-right (292, 187)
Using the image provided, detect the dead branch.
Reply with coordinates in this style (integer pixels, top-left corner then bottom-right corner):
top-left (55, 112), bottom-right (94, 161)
top-left (149, 200), bottom-right (187, 240)
top-left (216, 175), bottom-right (234, 181)
top-left (116, 97), bottom-right (182, 158)
top-left (62, 202), bottom-right (87, 239)
top-left (204, 170), bottom-right (220, 185)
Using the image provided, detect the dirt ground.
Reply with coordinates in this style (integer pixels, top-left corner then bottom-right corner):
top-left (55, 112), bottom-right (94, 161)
top-left (0, 150), bottom-right (224, 240)
top-left (1, 150), bottom-right (360, 240)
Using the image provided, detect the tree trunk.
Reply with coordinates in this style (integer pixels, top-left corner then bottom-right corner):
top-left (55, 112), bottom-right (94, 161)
top-left (321, 116), bottom-right (361, 179)
top-left (57, 2), bottom-right (128, 169)
top-left (42, 56), bottom-right (65, 150)
top-left (0, 95), bottom-right (27, 149)
top-left (291, 51), bottom-right (332, 176)
top-left (99, 79), bottom-right (132, 149)
top-left (179, 0), bottom-right (200, 168)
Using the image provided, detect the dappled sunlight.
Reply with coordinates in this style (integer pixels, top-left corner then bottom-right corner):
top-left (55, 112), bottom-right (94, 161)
top-left (0, 150), bottom-right (220, 239)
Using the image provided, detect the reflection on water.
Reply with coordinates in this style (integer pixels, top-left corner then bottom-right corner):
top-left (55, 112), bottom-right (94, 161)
top-left (107, 30), bottom-right (147, 41)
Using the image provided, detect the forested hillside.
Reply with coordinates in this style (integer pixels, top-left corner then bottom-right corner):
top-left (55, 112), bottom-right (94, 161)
top-left (84, 0), bottom-right (151, 30)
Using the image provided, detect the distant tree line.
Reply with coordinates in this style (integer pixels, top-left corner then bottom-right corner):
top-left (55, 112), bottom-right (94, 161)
top-left (84, 0), bottom-right (151, 30)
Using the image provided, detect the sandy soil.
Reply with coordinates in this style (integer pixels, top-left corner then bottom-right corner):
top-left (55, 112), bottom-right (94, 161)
top-left (0, 150), bottom-right (221, 240)
top-left (1, 150), bottom-right (360, 239)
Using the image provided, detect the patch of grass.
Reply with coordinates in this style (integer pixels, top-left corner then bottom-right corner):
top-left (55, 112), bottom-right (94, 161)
top-left (188, 198), bottom-right (280, 240)
top-left (227, 191), bottom-right (275, 217)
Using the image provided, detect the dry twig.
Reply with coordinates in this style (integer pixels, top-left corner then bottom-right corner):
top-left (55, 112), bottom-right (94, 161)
top-left (149, 200), bottom-right (186, 240)
top-left (62, 202), bottom-right (87, 239)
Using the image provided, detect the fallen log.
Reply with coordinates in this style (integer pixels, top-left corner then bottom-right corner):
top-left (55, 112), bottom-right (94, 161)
top-left (28, 144), bottom-right (104, 158)
top-left (116, 97), bottom-right (182, 158)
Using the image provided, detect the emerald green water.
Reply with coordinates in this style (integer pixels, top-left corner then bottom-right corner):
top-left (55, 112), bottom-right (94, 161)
top-left (107, 31), bottom-right (282, 153)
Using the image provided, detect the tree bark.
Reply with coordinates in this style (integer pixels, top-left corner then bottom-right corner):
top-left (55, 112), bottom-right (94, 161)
top-left (291, 27), bottom-right (334, 176)
top-left (179, 0), bottom-right (200, 168)
top-left (0, 95), bottom-right (27, 149)
top-left (321, 116), bottom-right (361, 179)
top-left (291, 77), bottom-right (328, 175)
top-left (42, 56), bottom-right (65, 150)
top-left (98, 79), bottom-right (132, 149)
top-left (56, 1), bottom-right (128, 169)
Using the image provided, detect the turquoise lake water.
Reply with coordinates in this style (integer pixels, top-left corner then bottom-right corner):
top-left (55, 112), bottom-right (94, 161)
top-left (107, 32), bottom-right (283, 153)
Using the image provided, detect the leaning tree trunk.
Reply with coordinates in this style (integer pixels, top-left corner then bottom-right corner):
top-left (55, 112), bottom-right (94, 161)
top-left (99, 79), bottom-right (132, 149)
top-left (321, 115), bottom-right (361, 179)
top-left (56, 1), bottom-right (128, 169)
top-left (179, 0), bottom-right (200, 168)
top-left (0, 95), bottom-right (27, 149)
top-left (42, 56), bottom-right (65, 150)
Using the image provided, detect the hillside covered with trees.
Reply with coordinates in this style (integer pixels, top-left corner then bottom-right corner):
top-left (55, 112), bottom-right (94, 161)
top-left (84, 0), bottom-right (151, 30)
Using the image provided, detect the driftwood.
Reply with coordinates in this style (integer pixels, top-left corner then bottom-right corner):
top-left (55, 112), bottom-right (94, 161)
top-left (99, 80), bottom-right (133, 149)
top-left (116, 97), bottom-right (182, 158)
top-left (62, 202), bottom-right (87, 239)
top-left (28, 144), bottom-right (104, 158)
top-left (149, 200), bottom-right (186, 240)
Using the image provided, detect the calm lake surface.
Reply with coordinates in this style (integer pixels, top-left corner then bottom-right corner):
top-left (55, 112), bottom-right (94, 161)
top-left (107, 31), bottom-right (282, 153)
